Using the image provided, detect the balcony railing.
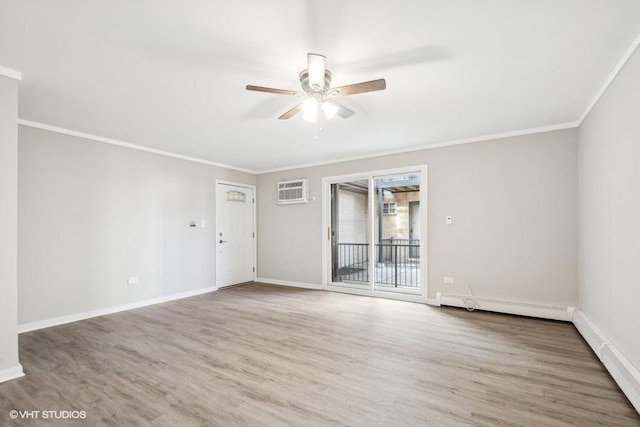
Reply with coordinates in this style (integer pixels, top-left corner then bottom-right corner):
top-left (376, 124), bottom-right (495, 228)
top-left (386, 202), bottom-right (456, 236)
top-left (379, 238), bottom-right (420, 261)
top-left (337, 243), bottom-right (369, 283)
top-left (337, 241), bottom-right (420, 288)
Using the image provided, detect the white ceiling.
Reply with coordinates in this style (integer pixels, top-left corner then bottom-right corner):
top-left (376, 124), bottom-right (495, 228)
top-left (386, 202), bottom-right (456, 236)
top-left (1, 1), bottom-right (639, 172)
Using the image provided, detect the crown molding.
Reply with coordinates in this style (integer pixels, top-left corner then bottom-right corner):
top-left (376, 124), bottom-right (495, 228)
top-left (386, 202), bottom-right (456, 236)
top-left (17, 119), bottom-right (579, 176)
top-left (578, 32), bottom-right (640, 125)
top-left (256, 121), bottom-right (579, 174)
top-left (18, 119), bottom-right (257, 174)
top-left (0, 65), bottom-right (21, 81)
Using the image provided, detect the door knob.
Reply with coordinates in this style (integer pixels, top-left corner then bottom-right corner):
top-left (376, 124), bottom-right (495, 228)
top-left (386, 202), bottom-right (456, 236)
top-left (219, 239), bottom-right (228, 244)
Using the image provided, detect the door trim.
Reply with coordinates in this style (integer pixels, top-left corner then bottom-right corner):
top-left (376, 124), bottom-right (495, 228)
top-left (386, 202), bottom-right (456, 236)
top-left (321, 165), bottom-right (428, 303)
top-left (215, 180), bottom-right (257, 288)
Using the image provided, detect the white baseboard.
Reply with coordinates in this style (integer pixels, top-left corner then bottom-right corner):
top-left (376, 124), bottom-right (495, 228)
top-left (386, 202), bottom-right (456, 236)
top-left (18, 286), bottom-right (218, 333)
top-left (436, 292), bottom-right (575, 321)
top-left (572, 309), bottom-right (640, 414)
top-left (255, 277), bottom-right (323, 290)
top-left (0, 364), bottom-right (24, 383)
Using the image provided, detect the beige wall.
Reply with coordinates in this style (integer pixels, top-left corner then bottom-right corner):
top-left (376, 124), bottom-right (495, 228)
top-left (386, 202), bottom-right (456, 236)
top-left (578, 45), bottom-right (640, 369)
top-left (18, 126), bottom-right (256, 325)
top-left (257, 129), bottom-right (578, 305)
top-left (0, 75), bottom-right (21, 379)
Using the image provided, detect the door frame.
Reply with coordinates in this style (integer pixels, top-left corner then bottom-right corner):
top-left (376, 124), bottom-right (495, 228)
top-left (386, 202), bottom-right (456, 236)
top-left (215, 179), bottom-right (257, 288)
top-left (321, 165), bottom-right (428, 303)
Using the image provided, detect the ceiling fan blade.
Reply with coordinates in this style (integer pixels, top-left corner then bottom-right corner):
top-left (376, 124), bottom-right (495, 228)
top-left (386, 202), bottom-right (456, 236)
top-left (278, 103), bottom-right (303, 120)
top-left (246, 85), bottom-right (299, 96)
top-left (331, 79), bottom-right (386, 96)
top-left (307, 53), bottom-right (326, 89)
top-left (327, 100), bottom-right (355, 119)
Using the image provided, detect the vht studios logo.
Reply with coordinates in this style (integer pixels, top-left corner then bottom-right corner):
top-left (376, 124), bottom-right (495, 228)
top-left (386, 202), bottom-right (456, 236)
top-left (9, 409), bottom-right (87, 420)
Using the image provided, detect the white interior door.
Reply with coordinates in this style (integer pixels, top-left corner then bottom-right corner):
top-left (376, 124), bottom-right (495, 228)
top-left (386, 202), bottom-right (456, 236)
top-left (216, 183), bottom-right (254, 288)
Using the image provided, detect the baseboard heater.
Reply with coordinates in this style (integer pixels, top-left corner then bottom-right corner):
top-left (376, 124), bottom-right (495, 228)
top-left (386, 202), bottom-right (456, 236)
top-left (435, 291), bottom-right (574, 321)
top-left (573, 309), bottom-right (640, 414)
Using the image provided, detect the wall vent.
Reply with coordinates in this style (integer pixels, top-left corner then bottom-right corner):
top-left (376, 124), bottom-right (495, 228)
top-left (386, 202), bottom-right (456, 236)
top-left (277, 179), bottom-right (307, 205)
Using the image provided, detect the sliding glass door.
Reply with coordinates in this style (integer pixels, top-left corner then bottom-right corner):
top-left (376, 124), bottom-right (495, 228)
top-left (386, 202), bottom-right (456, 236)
top-left (325, 167), bottom-right (426, 301)
top-left (373, 174), bottom-right (421, 292)
top-left (330, 180), bottom-right (370, 287)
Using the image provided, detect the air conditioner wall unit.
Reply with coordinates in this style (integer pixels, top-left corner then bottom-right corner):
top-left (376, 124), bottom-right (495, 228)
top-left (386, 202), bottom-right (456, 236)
top-left (277, 179), bottom-right (307, 204)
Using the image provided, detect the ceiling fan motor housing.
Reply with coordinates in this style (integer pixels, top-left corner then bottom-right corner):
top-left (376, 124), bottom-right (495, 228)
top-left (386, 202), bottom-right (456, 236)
top-left (299, 69), bottom-right (332, 95)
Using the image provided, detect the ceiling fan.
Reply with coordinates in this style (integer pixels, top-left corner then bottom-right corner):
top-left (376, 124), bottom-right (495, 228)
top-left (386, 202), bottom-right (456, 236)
top-left (246, 53), bottom-right (386, 123)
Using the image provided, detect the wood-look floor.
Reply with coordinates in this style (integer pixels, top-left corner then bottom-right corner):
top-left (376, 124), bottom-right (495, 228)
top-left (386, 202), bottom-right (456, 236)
top-left (1, 283), bottom-right (638, 427)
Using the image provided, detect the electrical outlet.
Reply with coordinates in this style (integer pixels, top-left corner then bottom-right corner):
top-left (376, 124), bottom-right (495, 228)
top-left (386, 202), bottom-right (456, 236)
top-left (443, 276), bottom-right (454, 284)
top-left (127, 277), bottom-right (139, 285)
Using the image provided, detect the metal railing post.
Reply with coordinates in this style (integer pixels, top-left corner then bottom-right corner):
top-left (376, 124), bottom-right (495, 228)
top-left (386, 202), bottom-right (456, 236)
top-left (394, 245), bottom-right (398, 287)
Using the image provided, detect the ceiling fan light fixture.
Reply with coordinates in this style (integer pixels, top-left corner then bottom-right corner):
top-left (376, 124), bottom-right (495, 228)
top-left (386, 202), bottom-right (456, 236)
top-left (322, 101), bottom-right (338, 120)
top-left (302, 98), bottom-right (319, 123)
